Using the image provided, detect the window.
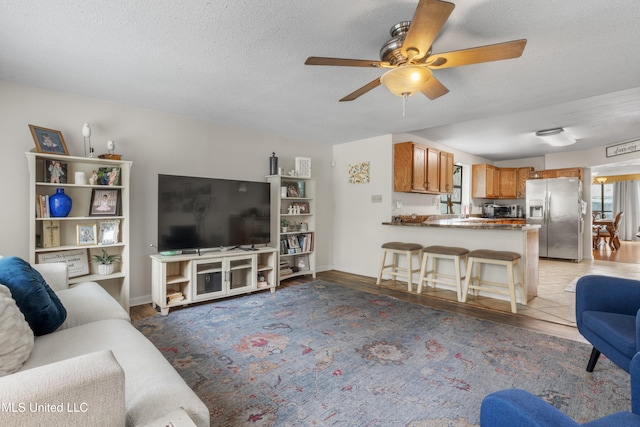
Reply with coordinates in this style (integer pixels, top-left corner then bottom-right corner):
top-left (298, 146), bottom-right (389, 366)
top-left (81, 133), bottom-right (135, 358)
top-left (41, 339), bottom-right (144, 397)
top-left (440, 165), bottom-right (463, 214)
top-left (591, 183), bottom-right (613, 219)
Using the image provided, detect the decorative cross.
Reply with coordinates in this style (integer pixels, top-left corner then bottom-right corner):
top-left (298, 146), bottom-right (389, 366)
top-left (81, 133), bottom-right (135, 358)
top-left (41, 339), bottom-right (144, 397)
top-left (43, 221), bottom-right (60, 247)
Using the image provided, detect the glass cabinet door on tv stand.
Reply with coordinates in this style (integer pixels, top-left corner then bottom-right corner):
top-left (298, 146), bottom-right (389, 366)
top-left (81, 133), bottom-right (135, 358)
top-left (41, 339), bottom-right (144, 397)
top-left (267, 175), bottom-right (316, 283)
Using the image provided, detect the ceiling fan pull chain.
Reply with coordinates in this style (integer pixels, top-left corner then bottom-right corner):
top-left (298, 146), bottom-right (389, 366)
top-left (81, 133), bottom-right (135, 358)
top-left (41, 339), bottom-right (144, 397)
top-left (402, 93), bottom-right (408, 117)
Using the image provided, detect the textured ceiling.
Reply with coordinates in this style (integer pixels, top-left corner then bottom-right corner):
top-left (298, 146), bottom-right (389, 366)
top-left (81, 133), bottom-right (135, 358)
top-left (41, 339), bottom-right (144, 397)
top-left (1, 0), bottom-right (640, 168)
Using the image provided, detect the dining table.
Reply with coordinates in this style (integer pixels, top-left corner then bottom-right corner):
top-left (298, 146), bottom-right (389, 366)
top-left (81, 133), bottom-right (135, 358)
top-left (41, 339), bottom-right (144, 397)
top-left (594, 218), bottom-right (620, 250)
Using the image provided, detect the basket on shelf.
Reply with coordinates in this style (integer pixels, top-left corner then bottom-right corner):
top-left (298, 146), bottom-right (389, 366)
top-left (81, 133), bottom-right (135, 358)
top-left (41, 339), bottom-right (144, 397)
top-left (392, 215), bottom-right (430, 224)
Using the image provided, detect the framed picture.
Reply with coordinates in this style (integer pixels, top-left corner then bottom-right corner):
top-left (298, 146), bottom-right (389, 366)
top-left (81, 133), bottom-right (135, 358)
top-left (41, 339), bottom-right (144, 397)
top-left (97, 167), bottom-right (121, 186)
top-left (295, 157), bottom-right (311, 178)
top-left (76, 224), bottom-right (97, 245)
top-left (29, 124), bottom-right (69, 155)
top-left (286, 183), bottom-right (299, 198)
top-left (44, 159), bottom-right (68, 184)
top-left (294, 254), bottom-right (309, 271)
top-left (99, 219), bottom-right (120, 245)
top-left (291, 202), bottom-right (310, 214)
top-left (89, 189), bottom-right (120, 216)
top-left (37, 249), bottom-right (89, 278)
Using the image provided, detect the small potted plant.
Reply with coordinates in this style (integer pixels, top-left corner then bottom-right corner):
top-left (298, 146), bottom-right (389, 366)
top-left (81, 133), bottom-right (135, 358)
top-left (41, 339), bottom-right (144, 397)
top-left (281, 219), bottom-right (289, 233)
top-left (92, 249), bottom-right (121, 275)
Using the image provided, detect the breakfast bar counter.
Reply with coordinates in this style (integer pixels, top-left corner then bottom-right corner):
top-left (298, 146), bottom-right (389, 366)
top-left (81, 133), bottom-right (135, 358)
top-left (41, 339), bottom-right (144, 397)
top-left (382, 216), bottom-right (540, 303)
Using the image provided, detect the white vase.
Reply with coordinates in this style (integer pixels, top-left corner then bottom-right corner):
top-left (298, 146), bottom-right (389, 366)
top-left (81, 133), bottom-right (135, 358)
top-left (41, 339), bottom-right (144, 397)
top-left (98, 263), bottom-right (114, 275)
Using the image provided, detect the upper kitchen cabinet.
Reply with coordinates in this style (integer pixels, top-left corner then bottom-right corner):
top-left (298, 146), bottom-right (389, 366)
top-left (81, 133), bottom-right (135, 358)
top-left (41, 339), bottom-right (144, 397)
top-left (472, 164), bottom-right (500, 198)
top-left (394, 142), bottom-right (454, 194)
top-left (439, 151), bottom-right (454, 193)
top-left (394, 142), bottom-right (427, 193)
top-left (426, 147), bottom-right (440, 193)
top-left (498, 167), bottom-right (517, 198)
top-left (473, 164), bottom-right (535, 199)
top-left (517, 167), bottom-right (534, 198)
top-left (533, 167), bottom-right (583, 181)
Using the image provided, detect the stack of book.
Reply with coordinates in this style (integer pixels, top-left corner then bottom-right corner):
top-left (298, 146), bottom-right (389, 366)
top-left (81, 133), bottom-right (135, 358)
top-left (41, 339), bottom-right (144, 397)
top-left (166, 290), bottom-right (184, 304)
top-left (280, 233), bottom-right (313, 254)
top-left (35, 194), bottom-right (51, 218)
top-left (279, 260), bottom-right (293, 277)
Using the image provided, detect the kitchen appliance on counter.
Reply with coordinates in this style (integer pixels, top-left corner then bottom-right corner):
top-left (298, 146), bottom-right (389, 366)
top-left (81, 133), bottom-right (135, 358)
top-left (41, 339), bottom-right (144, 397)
top-left (526, 177), bottom-right (585, 261)
top-left (483, 203), bottom-right (522, 218)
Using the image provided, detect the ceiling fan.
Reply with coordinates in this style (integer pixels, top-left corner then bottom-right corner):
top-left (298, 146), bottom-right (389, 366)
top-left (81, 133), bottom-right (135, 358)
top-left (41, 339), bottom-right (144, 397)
top-left (305, 0), bottom-right (526, 102)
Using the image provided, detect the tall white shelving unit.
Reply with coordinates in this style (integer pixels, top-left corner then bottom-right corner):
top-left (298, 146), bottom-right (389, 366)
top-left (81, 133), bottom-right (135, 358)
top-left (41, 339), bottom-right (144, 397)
top-left (267, 175), bottom-right (316, 282)
top-left (26, 152), bottom-right (132, 310)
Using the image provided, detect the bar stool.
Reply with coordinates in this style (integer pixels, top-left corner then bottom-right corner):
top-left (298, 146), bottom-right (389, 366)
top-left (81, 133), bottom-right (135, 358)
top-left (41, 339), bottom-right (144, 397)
top-left (461, 249), bottom-right (523, 313)
top-left (376, 242), bottom-right (423, 292)
top-left (417, 245), bottom-right (469, 302)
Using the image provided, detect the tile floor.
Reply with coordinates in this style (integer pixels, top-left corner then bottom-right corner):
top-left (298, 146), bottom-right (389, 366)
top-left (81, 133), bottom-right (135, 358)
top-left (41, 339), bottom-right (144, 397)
top-left (416, 258), bottom-right (640, 327)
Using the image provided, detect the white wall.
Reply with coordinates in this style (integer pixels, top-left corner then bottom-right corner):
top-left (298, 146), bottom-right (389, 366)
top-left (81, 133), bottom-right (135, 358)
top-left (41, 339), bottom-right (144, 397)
top-left (0, 81), bottom-right (333, 304)
top-left (331, 135), bottom-right (395, 276)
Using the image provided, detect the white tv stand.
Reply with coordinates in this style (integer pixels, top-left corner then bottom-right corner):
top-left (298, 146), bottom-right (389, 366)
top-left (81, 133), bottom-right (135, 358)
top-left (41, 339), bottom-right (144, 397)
top-left (150, 246), bottom-right (278, 315)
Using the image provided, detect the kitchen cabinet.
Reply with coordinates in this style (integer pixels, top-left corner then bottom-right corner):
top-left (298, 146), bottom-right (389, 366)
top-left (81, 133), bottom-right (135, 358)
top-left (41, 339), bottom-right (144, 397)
top-left (394, 142), bottom-right (427, 193)
top-left (473, 164), bottom-right (535, 199)
top-left (517, 167), bottom-right (534, 198)
top-left (426, 147), bottom-right (440, 192)
top-left (499, 168), bottom-right (517, 198)
top-left (394, 142), bottom-right (454, 194)
top-left (439, 151), bottom-right (454, 193)
top-left (533, 167), bottom-right (583, 181)
top-left (472, 164), bottom-right (500, 198)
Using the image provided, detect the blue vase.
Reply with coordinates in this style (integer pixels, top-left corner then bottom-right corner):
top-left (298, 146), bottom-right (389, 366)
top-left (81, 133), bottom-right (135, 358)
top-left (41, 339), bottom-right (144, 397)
top-left (49, 188), bottom-right (72, 217)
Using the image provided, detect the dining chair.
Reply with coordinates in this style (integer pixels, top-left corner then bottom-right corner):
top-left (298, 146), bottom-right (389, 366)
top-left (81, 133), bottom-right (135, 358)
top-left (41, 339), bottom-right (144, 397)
top-left (599, 211), bottom-right (624, 250)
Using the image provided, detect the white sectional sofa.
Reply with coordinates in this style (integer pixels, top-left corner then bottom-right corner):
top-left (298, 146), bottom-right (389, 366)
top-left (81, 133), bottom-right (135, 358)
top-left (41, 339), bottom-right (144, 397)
top-left (0, 260), bottom-right (210, 427)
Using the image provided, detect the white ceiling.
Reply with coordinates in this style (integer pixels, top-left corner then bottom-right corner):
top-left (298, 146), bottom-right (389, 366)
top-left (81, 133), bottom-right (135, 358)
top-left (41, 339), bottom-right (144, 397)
top-left (1, 0), bottom-right (640, 172)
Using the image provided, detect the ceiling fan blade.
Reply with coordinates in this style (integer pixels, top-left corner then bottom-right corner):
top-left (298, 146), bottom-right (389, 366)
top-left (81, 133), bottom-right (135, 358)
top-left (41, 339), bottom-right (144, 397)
top-left (402, 0), bottom-right (455, 60)
top-left (305, 57), bottom-right (387, 68)
top-left (427, 39), bottom-right (527, 69)
top-left (421, 76), bottom-right (449, 100)
top-left (339, 78), bottom-right (382, 102)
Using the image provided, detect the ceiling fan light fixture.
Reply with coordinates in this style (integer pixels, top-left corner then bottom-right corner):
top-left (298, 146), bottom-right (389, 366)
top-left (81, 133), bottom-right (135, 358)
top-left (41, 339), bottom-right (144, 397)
top-left (380, 65), bottom-right (432, 97)
top-left (535, 128), bottom-right (576, 147)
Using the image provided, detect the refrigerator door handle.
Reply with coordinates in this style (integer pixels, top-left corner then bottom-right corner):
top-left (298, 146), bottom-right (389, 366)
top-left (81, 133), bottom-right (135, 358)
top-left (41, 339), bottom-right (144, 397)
top-left (543, 192), bottom-right (549, 225)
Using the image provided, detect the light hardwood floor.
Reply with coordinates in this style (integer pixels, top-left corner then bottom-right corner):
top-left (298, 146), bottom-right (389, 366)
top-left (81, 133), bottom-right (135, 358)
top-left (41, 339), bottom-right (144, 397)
top-left (132, 241), bottom-right (640, 344)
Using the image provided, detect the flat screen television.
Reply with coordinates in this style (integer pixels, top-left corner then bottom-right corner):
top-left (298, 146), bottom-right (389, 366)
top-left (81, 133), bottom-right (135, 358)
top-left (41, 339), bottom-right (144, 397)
top-left (157, 174), bottom-right (271, 252)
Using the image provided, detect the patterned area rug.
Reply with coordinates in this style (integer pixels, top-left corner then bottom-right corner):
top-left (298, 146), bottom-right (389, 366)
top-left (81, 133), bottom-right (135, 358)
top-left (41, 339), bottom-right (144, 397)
top-left (134, 281), bottom-right (630, 426)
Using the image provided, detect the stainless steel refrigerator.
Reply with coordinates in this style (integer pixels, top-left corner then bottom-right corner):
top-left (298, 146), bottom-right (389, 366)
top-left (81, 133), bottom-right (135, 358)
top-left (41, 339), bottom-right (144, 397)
top-left (526, 177), bottom-right (585, 261)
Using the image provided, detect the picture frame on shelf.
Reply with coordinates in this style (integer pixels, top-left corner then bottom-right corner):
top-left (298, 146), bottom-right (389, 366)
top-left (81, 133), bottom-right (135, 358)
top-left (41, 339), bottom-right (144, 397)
top-left (97, 167), bottom-right (121, 186)
top-left (287, 235), bottom-right (301, 253)
top-left (98, 219), bottom-right (120, 245)
top-left (291, 202), bottom-right (309, 214)
top-left (286, 183), bottom-right (299, 198)
top-left (29, 124), bottom-right (69, 155)
top-left (294, 254), bottom-right (309, 271)
top-left (37, 249), bottom-right (89, 278)
top-left (44, 159), bottom-right (68, 184)
top-left (76, 224), bottom-right (97, 245)
top-left (89, 188), bottom-right (120, 216)
top-left (295, 157), bottom-right (311, 178)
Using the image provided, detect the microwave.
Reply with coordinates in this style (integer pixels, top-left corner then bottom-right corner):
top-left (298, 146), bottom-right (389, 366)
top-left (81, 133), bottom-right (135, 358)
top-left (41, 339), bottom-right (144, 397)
top-left (484, 204), bottom-right (521, 218)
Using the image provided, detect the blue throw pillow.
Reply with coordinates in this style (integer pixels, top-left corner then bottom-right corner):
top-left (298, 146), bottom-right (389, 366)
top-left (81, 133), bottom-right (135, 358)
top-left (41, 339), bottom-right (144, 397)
top-left (0, 256), bottom-right (67, 336)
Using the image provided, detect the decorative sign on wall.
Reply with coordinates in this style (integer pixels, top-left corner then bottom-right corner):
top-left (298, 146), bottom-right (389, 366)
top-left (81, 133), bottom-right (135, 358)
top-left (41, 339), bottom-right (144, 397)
top-left (348, 162), bottom-right (370, 184)
top-left (606, 139), bottom-right (639, 158)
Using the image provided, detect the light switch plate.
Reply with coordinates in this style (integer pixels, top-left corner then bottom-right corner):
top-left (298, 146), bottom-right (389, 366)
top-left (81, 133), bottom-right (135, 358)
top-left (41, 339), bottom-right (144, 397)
top-left (371, 195), bottom-right (382, 203)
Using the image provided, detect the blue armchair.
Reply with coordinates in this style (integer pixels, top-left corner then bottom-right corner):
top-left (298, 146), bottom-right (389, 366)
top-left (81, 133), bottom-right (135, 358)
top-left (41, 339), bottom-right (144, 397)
top-left (480, 352), bottom-right (640, 426)
top-left (576, 275), bottom-right (640, 373)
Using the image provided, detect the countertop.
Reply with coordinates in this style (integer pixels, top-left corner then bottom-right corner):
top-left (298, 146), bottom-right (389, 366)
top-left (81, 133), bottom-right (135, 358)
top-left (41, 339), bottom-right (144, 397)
top-left (382, 216), bottom-right (540, 230)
